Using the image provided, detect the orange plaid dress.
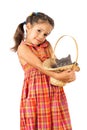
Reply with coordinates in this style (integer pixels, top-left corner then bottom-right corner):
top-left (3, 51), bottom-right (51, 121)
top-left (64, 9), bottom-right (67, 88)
top-left (20, 40), bottom-right (72, 130)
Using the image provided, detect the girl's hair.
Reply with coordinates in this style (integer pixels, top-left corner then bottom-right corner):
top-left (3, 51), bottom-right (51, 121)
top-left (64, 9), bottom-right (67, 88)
top-left (11, 12), bottom-right (54, 52)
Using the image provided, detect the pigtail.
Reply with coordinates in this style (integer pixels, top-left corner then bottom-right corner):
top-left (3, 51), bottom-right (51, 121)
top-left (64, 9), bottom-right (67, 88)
top-left (11, 22), bottom-right (25, 52)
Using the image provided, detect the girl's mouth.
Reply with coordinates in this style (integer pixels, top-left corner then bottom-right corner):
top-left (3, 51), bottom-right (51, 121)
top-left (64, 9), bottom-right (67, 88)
top-left (36, 38), bottom-right (42, 43)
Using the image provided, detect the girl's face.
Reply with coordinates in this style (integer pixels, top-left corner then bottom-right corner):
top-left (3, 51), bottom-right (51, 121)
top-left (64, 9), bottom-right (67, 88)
top-left (26, 22), bottom-right (53, 45)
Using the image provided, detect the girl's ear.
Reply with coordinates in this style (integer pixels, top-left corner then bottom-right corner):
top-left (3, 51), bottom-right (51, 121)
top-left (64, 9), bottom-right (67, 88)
top-left (26, 23), bottom-right (32, 30)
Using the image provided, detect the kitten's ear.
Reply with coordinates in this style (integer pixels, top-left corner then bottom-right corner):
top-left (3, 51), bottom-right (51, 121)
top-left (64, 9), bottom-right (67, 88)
top-left (68, 54), bottom-right (70, 58)
top-left (68, 54), bottom-right (71, 60)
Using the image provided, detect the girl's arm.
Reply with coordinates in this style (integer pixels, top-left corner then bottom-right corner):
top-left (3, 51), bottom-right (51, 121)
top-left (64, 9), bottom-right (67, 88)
top-left (17, 44), bottom-right (76, 83)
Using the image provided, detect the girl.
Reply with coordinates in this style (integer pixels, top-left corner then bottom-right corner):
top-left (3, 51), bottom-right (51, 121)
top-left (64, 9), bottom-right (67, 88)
top-left (12, 12), bottom-right (75, 130)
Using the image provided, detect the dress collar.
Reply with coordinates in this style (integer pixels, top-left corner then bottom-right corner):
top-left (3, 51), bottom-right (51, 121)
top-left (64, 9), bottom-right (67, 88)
top-left (27, 40), bottom-right (49, 48)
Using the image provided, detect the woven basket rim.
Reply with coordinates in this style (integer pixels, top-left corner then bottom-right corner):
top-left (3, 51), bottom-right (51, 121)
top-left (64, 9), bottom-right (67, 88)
top-left (43, 64), bottom-right (74, 71)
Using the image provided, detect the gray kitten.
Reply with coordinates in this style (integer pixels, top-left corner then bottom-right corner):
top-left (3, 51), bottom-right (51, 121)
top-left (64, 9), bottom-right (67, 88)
top-left (51, 54), bottom-right (72, 68)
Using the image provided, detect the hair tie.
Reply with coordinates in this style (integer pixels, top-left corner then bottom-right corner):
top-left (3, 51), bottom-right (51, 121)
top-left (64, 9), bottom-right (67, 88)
top-left (23, 21), bottom-right (26, 25)
top-left (29, 12), bottom-right (38, 17)
top-left (29, 12), bottom-right (33, 16)
top-left (35, 12), bottom-right (38, 16)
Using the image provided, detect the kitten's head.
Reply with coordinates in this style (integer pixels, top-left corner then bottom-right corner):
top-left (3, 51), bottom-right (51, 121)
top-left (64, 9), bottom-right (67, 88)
top-left (51, 54), bottom-right (72, 68)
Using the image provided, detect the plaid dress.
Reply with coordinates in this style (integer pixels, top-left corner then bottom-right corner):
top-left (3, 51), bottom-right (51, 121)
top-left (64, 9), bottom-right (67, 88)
top-left (20, 41), bottom-right (72, 130)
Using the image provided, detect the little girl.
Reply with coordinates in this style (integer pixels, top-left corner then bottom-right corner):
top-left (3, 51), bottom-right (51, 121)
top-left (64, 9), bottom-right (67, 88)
top-left (12, 12), bottom-right (76, 130)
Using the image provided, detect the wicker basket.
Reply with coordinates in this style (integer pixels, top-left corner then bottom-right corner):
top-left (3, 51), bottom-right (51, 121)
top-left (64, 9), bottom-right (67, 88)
top-left (43, 35), bottom-right (80, 87)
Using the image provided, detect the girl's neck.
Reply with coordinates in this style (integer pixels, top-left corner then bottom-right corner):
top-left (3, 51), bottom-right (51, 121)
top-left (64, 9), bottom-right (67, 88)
top-left (24, 38), bottom-right (32, 45)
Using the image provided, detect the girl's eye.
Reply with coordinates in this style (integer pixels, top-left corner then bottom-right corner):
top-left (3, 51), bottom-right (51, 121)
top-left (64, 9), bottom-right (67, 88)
top-left (37, 29), bottom-right (41, 32)
top-left (44, 33), bottom-right (48, 37)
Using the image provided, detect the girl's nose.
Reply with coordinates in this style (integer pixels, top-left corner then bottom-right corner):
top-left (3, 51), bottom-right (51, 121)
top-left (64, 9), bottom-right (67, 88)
top-left (38, 34), bottom-right (44, 40)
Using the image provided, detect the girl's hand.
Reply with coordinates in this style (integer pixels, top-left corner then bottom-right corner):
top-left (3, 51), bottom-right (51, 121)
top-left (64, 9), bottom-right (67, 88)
top-left (57, 69), bottom-right (76, 83)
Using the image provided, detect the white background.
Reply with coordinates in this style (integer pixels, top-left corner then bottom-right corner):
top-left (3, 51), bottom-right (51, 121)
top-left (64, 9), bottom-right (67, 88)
top-left (0, 0), bottom-right (87, 129)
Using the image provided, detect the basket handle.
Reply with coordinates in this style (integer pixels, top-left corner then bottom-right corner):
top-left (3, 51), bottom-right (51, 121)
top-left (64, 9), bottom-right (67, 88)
top-left (52, 35), bottom-right (78, 63)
